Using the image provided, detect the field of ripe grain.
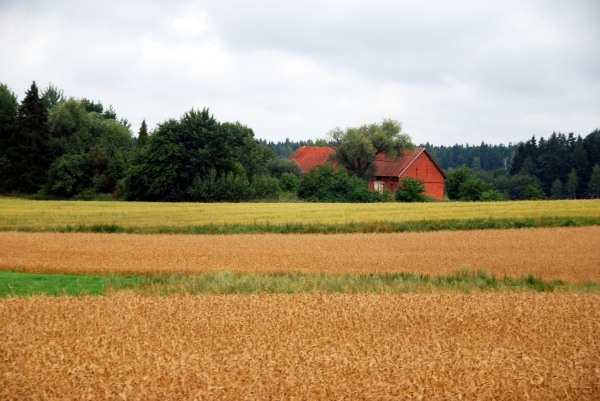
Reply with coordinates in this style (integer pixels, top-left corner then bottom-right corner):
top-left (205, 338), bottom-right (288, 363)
top-left (1, 197), bottom-right (599, 229)
top-left (1, 293), bottom-right (598, 399)
top-left (1, 226), bottom-right (599, 282)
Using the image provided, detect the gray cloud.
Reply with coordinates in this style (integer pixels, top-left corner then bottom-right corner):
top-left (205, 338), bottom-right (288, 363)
top-left (0, 0), bottom-right (598, 145)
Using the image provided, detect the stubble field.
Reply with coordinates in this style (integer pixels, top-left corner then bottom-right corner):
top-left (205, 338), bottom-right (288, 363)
top-left (2, 293), bottom-right (599, 400)
top-left (1, 226), bottom-right (599, 282)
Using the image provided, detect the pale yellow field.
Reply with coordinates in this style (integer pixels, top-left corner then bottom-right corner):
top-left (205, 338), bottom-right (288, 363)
top-left (1, 198), bottom-right (599, 228)
top-left (1, 293), bottom-right (598, 400)
top-left (1, 226), bottom-right (599, 282)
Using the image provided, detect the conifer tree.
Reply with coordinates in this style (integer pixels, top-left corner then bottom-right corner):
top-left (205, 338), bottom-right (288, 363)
top-left (550, 178), bottom-right (564, 200)
top-left (587, 164), bottom-right (600, 198)
top-left (565, 169), bottom-right (579, 199)
top-left (6, 81), bottom-right (51, 193)
top-left (137, 120), bottom-right (148, 147)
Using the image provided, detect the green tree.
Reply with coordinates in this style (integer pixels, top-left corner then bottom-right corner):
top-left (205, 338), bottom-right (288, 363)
top-left (550, 178), bottom-right (564, 200)
top-left (125, 108), bottom-right (236, 201)
top-left (47, 154), bottom-right (90, 197)
top-left (41, 82), bottom-right (65, 109)
top-left (394, 177), bottom-right (426, 202)
top-left (587, 164), bottom-right (600, 198)
top-left (458, 177), bottom-right (494, 201)
top-left (445, 165), bottom-right (472, 200)
top-left (0, 83), bottom-right (18, 155)
top-left (525, 185), bottom-right (543, 200)
top-left (565, 169), bottom-right (578, 199)
top-left (6, 82), bottom-right (52, 193)
top-left (223, 121), bottom-right (275, 179)
top-left (279, 172), bottom-right (300, 192)
top-left (137, 120), bottom-right (149, 147)
top-left (328, 119), bottom-right (413, 180)
top-left (266, 158), bottom-right (302, 179)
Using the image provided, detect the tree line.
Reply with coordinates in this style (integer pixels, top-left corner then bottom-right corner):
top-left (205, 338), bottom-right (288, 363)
top-left (1, 81), bottom-right (598, 202)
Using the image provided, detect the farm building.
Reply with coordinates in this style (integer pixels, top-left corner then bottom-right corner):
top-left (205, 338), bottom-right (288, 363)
top-left (289, 146), bottom-right (447, 199)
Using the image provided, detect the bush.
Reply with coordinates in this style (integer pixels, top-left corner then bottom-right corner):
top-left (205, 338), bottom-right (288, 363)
top-left (279, 172), bottom-right (300, 193)
top-left (458, 177), bottom-right (494, 201)
top-left (297, 163), bottom-right (377, 202)
top-left (394, 177), bottom-right (426, 202)
top-left (250, 175), bottom-right (280, 199)
top-left (480, 189), bottom-right (506, 202)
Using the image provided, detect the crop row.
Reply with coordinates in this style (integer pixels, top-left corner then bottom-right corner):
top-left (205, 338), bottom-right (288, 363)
top-left (1, 227), bottom-right (598, 282)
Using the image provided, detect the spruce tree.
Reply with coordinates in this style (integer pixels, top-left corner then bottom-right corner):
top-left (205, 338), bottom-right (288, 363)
top-left (0, 84), bottom-right (17, 148)
top-left (587, 164), bottom-right (600, 198)
top-left (565, 169), bottom-right (578, 199)
top-left (6, 81), bottom-right (51, 193)
top-left (550, 178), bottom-right (564, 200)
top-left (137, 120), bottom-right (148, 147)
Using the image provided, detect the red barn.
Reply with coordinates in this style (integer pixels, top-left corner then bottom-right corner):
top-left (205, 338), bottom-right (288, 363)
top-left (289, 146), bottom-right (447, 200)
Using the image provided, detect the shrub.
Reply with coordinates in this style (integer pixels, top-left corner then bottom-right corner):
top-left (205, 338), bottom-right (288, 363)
top-left (279, 172), bottom-right (300, 193)
top-left (394, 177), bottom-right (426, 202)
top-left (480, 189), bottom-right (506, 202)
top-left (458, 177), bottom-right (494, 201)
top-left (297, 163), bottom-right (377, 202)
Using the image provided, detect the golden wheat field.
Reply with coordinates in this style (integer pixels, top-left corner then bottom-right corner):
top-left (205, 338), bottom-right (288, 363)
top-left (1, 198), bottom-right (599, 228)
top-left (1, 293), bottom-right (599, 400)
top-left (1, 226), bottom-right (599, 282)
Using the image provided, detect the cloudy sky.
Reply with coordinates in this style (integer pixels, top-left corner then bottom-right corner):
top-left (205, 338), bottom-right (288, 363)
top-left (1, 0), bottom-right (599, 145)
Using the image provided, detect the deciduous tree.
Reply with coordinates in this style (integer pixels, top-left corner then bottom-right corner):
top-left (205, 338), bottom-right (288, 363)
top-left (328, 119), bottom-right (413, 180)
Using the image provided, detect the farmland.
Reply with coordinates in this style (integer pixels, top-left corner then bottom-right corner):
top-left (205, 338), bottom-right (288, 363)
top-left (2, 199), bottom-right (600, 399)
top-left (1, 293), bottom-right (599, 399)
top-left (1, 197), bottom-right (600, 230)
top-left (1, 226), bottom-right (599, 282)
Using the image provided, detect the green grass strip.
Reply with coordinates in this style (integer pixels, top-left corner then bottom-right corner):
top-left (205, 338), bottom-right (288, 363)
top-left (1, 269), bottom-right (598, 297)
top-left (2, 215), bottom-right (600, 235)
top-left (0, 271), bottom-right (106, 296)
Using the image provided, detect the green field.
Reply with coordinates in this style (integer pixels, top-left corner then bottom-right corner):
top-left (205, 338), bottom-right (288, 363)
top-left (1, 198), bottom-right (599, 232)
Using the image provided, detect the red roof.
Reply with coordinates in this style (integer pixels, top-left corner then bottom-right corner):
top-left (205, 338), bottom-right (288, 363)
top-left (373, 148), bottom-right (423, 176)
top-left (288, 146), bottom-right (335, 174)
top-left (289, 146), bottom-right (446, 178)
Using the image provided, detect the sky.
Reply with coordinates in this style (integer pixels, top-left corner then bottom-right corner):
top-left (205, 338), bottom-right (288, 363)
top-left (1, 0), bottom-right (599, 146)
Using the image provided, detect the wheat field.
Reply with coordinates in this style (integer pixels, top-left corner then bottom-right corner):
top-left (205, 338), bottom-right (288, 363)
top-left (1, 293), bottom-right (598, 400)
top-left (1, 226), bottom-right (598, 282)
top-left (1, 198), bottom-right (599, 229)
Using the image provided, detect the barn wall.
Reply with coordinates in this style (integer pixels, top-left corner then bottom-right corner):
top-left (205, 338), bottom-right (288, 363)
top-left (368, 177), bottom-right (400, 192)
top-left (401, 153), bottom-right (445, 199)
top-left (370, 153), bottom-right (445, 199)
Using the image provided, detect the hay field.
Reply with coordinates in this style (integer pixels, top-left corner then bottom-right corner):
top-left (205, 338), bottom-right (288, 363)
top-left (1, 226), bottom-right (598, 282)
top-left (1, 293), bottom-right (598, 400)
top-left (1, 198), bottom-right (599, 229)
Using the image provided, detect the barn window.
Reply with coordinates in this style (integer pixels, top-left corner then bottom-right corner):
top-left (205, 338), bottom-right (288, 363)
top-left (374, 181), bottom-right (384, 192)
top-left (389, 183), bottom-right (393, 188)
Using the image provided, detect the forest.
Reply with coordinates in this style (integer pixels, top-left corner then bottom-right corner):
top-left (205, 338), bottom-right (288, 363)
top-left (1, 81), bottom-right (599, 202)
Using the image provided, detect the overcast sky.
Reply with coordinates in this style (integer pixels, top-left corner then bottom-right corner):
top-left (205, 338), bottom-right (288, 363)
top-left (1, 0), bottom-right (599, 145)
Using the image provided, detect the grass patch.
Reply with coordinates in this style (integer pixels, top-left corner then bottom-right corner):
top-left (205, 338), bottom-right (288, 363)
top-left (2, 216), bottom-right (600, 235)
top-left (2, 269), bottom-right (597, 297)
top-left (0, 271), bottom-right (106, 296)
top-left (104, 269), bottom-right (599, 295)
